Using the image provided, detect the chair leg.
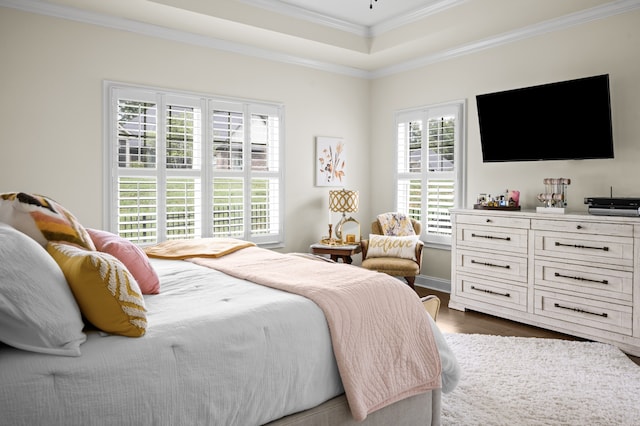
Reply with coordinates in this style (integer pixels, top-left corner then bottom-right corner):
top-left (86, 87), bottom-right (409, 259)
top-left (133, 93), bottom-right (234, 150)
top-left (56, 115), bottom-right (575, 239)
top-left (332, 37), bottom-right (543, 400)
top-left (404, 276), bottom-right (416, 291)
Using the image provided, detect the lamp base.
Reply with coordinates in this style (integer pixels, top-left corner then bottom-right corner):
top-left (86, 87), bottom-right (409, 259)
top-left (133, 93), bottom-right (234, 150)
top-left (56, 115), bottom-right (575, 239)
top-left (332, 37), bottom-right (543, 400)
top-left (335, 214), bottom-right (360, 242)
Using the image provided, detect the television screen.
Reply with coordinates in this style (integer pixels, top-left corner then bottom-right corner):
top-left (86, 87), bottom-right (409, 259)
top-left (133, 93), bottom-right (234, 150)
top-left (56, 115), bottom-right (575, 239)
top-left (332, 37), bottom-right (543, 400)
top-left (476, 74), bottom-right (614, 162)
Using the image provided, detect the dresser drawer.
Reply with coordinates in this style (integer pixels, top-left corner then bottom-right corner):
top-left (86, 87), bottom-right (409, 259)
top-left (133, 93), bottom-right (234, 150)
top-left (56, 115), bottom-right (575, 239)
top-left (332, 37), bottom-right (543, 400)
top-left (457, 224), bottom-right (528, 254)
top-left (534, 260), bottom-right (632, 303)
top-left (531, 218), bottom-right (633, 237)
top-left (456, 275), bottom-right (527, 312)
top-left (450, 209), bottom-right (640, 355)
top-left (456, 213), bottom-right (530, 229)
top-left (534, 231), bottom-right (633, 267)
top-left (535, 290), bottom-right (632, 336)
top-left (457, 249), bottom-right (528, 283)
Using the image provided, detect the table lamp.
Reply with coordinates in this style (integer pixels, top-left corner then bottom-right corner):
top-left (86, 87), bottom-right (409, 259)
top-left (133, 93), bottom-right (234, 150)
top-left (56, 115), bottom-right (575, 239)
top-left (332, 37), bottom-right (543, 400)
top-left (329, 189), bottom-right (359, 243)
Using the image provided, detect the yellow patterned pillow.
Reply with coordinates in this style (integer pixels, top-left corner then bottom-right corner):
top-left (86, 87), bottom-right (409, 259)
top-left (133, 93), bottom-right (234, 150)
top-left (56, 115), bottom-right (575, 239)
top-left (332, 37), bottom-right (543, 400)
top-left (47, 242), bottom-right (147, 337)
top-left (366, 234), bottom-right (420, 261)
top-left (0, 192), bottom-right (95, 250)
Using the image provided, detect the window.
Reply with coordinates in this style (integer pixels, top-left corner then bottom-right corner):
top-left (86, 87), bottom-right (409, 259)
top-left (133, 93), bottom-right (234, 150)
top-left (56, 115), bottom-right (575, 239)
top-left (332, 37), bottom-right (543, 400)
top-left (396, 101), bottom-right (465, 247)
top-left (104, 82), bottom-right (284, 246)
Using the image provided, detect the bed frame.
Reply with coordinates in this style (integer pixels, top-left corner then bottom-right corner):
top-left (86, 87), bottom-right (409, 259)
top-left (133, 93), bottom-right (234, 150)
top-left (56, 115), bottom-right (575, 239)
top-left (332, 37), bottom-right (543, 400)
top-left (268, 391), bottom-right (441, 425)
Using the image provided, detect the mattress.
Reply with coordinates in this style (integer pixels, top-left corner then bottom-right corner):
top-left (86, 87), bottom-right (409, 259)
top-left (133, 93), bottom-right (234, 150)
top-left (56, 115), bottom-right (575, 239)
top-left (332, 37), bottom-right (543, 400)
top-left (0, 257), bottom-right (457, 425)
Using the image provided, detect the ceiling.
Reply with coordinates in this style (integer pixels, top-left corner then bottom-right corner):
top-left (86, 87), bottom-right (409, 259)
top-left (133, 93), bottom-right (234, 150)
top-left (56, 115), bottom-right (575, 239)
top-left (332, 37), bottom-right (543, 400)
top-left (260, 0), bottom-right (440, 27)
top-left (4, 0), bottom-right (640, 77)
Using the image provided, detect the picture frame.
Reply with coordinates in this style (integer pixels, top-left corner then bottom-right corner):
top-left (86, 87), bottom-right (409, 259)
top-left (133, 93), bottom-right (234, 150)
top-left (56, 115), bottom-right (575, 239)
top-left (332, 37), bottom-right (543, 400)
top-left (316, 136), bottom-right (346, 187)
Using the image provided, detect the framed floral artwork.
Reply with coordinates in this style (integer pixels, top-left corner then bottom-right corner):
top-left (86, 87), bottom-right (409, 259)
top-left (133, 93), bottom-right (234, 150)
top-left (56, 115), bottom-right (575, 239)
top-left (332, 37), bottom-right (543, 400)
top-left (316, 136), bottom-right (346, 187)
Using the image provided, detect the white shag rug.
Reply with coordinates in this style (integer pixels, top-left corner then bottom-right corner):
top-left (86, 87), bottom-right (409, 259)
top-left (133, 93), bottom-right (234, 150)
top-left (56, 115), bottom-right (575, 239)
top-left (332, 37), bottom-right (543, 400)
top-left (442, 333), bottom-right (640, 425)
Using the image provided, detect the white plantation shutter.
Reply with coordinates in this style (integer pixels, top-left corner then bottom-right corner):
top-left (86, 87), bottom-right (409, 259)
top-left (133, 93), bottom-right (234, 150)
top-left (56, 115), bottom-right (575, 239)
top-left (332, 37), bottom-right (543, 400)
top-left (164, 95), bottom-right (204, 240)
top-left (251, 177), bottom-right (280, 238)
top-left (209, 102), bottom-right (283, 244)
top-left (113, 90), bottom-right (159, 244)
top-left (396, 102), bottom-right (465, 246)
top-left (117, 177), bottom-right (157, 244)
top-left (105, 83), bottom-right (284, 246)
top-left (166, 176), bottom-right (201, 239)
top-left (425, 179), bottom-right (454, 238)
top-left (212, 177), bottom-right (244, 238)
top-left (210, 101), bottom-right (246, 238)
top-left (248, 104), bottom-right (281, 243)
top-left (211, 102), bottom-right (244, 172)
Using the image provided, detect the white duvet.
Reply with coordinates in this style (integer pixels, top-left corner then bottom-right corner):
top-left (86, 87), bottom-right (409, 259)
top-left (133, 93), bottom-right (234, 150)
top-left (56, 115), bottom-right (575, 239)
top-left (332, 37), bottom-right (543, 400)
top-left (0, 258), bottom-right (458, 426)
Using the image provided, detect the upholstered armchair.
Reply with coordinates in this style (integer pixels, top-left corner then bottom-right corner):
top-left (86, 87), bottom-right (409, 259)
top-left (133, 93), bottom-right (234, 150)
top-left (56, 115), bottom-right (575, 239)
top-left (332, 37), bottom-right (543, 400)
top-left (361, 218), bottom-right (424, 290)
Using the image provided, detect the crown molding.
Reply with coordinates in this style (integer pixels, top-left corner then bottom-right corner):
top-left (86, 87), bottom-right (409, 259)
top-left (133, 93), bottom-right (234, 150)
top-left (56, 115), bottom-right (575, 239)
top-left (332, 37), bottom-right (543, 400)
top-left (369, 0), bottom-right (469, 37)
top-left (2, 0), bottom-right (639, 80)
top-left (237, 0), bottom-right (369, 37)
top-left (372, 0), bottom-right (640, 78)
top-left (0, 0), bottom-right (371, 78)
top-left (238, 0), bottom-right (470, 38)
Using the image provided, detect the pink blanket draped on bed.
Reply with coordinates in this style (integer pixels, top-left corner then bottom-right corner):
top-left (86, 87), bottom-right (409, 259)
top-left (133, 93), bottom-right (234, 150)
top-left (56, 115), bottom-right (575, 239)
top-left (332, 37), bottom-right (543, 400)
top-left (189, 246), bottom-right (441, 421)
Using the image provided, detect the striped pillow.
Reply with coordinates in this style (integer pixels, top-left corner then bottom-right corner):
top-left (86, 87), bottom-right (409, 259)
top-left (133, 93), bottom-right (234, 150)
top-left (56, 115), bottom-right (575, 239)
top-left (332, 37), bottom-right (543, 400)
top-left (0, 192), bottom-right (95, 250)
top-left (47, 242), bottom-right (147, 337)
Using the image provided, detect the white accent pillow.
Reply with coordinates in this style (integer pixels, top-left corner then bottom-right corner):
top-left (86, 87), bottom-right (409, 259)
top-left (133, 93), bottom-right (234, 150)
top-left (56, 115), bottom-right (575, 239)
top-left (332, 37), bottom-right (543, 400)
top-left (0, 223), bottom-right (86, 356)
top-left (366, 234), bottom-right (420, 261)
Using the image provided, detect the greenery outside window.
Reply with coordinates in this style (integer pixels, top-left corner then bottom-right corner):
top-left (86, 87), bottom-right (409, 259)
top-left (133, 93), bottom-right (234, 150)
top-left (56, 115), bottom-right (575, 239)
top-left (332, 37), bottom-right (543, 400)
top-left (104, 82), bottom-right (284, 246)
top-left (395, 101), bottom-right (465, 247)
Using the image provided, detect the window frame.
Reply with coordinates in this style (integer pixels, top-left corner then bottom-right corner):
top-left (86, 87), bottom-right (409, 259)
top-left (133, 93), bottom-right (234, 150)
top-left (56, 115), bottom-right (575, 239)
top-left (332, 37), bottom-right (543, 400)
top-left (103, 81), bottom-right (285, 247)
top-left (394, 100), bottom-right (466, 249)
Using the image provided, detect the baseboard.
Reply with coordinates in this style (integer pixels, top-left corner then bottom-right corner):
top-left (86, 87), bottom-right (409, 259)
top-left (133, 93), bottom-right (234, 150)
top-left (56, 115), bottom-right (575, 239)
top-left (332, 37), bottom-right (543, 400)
top-left (415, 274), bottom-right (451, 293)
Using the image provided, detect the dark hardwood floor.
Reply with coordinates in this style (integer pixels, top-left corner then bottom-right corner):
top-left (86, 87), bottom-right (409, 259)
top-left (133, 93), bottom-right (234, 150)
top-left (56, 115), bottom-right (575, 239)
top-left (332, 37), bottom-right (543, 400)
top-left (416, 287), bottom-right (640, 366)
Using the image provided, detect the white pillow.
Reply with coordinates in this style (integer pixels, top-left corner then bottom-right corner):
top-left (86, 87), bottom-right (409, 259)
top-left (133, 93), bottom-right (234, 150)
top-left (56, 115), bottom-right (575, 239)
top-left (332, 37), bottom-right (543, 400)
top-left (0, 223), bottom-right (86, 356)
top-left (366, 234), bottom-right (420, 261)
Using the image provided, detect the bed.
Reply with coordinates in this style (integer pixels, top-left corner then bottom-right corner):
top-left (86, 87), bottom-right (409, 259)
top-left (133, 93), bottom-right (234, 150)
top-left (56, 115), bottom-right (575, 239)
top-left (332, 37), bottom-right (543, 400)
top-left (0, 193), bottom-right (459, 426)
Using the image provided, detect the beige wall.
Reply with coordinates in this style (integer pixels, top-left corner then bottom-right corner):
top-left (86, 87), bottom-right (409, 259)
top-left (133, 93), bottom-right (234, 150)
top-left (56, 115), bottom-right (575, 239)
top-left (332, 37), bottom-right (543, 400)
top-left (2, 6), bottom-right (639, 286)
top-left (0, 7), bottom-right (370, 254)
top-left (371, 9), bottom-right (640, 281)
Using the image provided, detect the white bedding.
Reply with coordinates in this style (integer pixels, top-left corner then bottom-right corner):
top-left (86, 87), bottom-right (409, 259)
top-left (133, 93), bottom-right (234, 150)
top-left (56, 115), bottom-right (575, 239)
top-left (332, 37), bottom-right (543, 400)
top-left (0, 257), bottom-right (458, 426)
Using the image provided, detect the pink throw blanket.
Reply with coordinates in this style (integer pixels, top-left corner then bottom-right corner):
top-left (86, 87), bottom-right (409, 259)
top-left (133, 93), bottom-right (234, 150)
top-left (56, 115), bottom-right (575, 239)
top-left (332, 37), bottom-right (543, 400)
top-left (190, 247), bottom-right (441, 421)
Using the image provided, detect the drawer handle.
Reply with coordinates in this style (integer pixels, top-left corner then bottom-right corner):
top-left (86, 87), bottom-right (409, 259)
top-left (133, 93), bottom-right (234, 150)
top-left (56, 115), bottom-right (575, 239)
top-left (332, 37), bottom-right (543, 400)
top-left (576, 225), bottom-right (583, 230)
top-left (554, 272), bottom-right (608, 285)
top-left (471, 285), bottom-right (511, 298)
top-left (471, 233), bottom-right (511, 241)
top-left (486, 219), bottom-right (492, 223)
top-left (553, 303), bottom-right (608, 318)
top-left (554, 242), bottom-right (609, 251)
top-left (471, 259), bottom-right (510, 269)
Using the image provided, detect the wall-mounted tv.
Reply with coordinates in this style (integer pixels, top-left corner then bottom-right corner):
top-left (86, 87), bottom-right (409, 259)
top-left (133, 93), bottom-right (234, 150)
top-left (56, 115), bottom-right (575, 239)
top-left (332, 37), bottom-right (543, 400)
top-left (476, 74), bottom-right (614, 163)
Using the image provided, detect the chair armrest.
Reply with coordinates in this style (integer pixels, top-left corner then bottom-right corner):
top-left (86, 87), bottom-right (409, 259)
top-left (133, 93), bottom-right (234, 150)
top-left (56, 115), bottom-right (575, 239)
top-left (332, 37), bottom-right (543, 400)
top-left (360, 239), bottom-right (369, 259)
top-left (415, 240), bottom-right (424, 268)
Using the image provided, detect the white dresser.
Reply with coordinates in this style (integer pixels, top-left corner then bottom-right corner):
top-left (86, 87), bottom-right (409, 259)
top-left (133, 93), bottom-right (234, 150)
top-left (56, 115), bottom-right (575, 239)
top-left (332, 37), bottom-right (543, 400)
top-left (449, 208), bottom-right (640, 356)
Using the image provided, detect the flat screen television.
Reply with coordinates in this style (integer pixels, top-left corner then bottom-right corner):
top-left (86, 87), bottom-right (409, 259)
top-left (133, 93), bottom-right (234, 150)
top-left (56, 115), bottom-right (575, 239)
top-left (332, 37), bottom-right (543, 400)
top-left (476, 74), bottom-right (614, 162)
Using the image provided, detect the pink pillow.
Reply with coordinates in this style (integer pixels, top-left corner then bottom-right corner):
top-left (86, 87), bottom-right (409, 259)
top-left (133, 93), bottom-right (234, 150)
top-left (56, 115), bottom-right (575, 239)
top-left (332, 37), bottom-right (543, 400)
top-left (86, 228), bottom-right (160, 294)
